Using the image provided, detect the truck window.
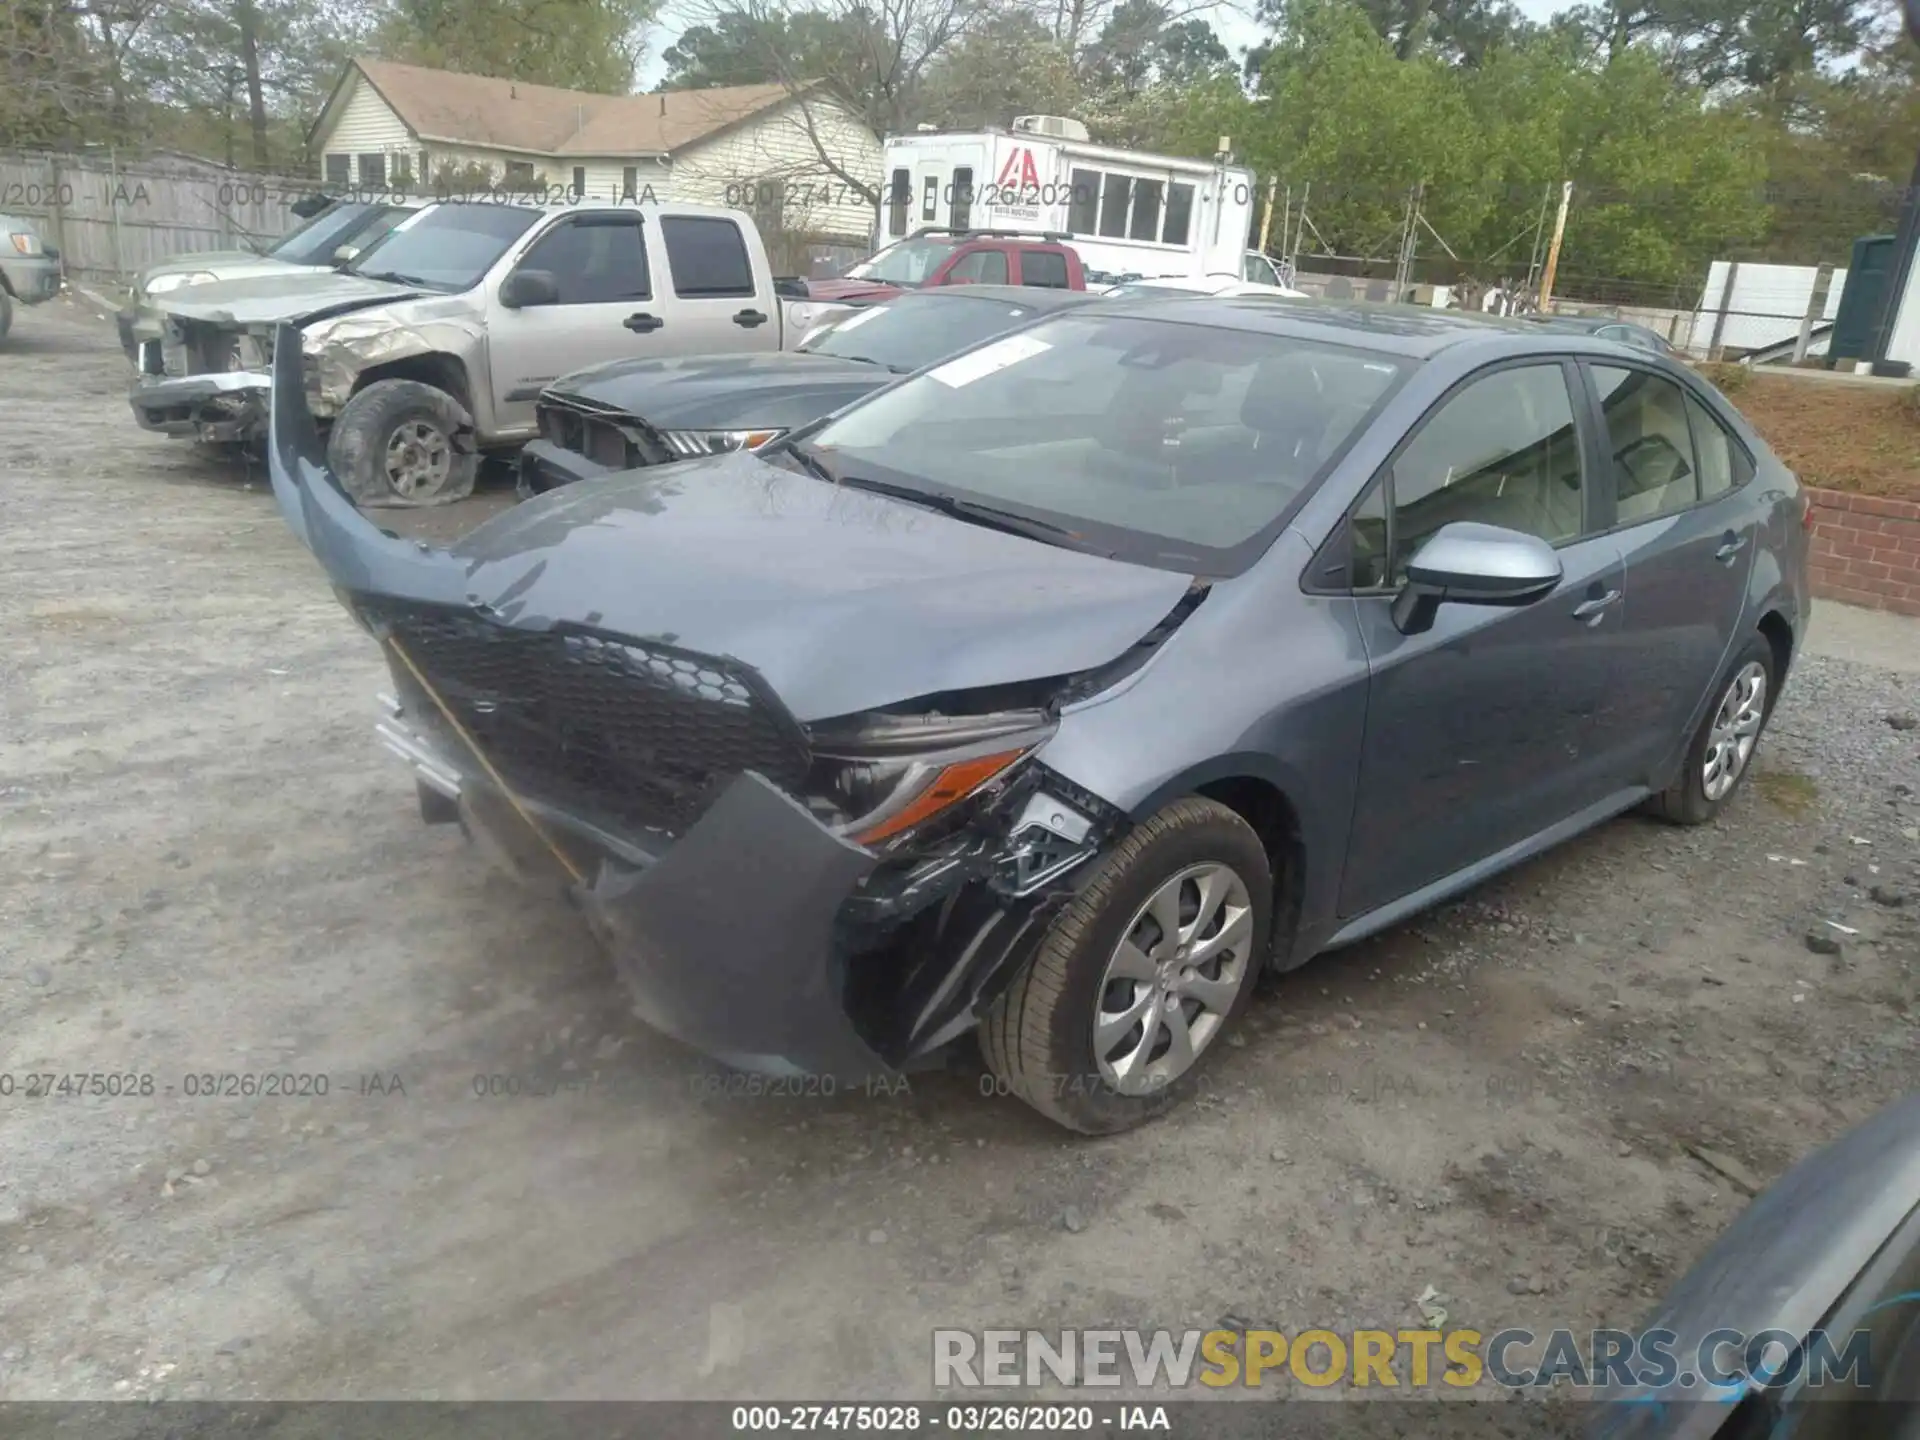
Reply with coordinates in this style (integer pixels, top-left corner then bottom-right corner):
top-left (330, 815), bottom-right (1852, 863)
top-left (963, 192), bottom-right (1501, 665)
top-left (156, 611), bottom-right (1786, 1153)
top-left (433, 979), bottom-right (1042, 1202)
top-left (947, 249), bottom-right (1008, 284)
top-left (1067, 169), bottom-right (1098, 233)
top-left (1098, 175), bottom-right (1131, 238)
top-left (1019, 250), bottom-right (1069, 289)
top-left (1130, 180), bottom-right (1163, 242)
top-left (922, 175), bottom-right (938, 221)
top-left (889, 168), bottom-right (910, 237)
top-left (952, 168), bottom-right (973, 230)
top-left (1163, 183), bottom-right (1194, 246)
top-left (516, 215), bottom-right (650, 303)
top-left (661, 215), bottom-right (756, 299)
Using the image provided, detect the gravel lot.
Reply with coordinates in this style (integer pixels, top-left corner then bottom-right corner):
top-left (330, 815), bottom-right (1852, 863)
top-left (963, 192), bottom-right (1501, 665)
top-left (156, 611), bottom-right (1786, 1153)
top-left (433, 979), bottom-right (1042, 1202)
top-left (3, 298), bottom-right (1919, 1412)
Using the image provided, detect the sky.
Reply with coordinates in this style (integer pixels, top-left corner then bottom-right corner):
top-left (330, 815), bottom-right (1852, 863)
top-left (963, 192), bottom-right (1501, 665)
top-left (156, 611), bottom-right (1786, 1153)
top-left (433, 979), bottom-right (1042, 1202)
top-left (634, 0), bottom-right (1568, 89)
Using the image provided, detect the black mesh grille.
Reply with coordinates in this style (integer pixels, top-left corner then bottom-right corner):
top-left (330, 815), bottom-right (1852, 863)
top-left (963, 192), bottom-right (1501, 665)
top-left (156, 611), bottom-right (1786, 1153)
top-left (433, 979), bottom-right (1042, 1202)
top-left (364, 599), bottom-right (811, 838)
top-left (537, 397), bottom-right (671, 469)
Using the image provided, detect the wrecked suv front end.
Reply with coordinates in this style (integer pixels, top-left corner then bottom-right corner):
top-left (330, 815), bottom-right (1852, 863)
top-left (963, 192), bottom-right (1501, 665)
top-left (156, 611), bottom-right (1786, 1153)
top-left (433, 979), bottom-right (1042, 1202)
top-left (266, 322), bottom-right (1205, 1086)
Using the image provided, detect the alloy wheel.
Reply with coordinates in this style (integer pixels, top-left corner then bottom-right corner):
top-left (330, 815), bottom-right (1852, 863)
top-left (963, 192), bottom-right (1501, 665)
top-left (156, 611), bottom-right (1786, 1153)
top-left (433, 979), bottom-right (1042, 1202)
top-left (384, 419), bottom-right (454, 500)
top-left (1093, 862), bottom-right (1254, 1095)
top-left (1702, 660), bottom-right (1767, 802)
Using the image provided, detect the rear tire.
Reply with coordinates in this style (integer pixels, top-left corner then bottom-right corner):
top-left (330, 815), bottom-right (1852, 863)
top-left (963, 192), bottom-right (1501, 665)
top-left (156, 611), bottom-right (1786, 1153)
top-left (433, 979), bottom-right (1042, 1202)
top-left (1644, 632), bottom-right (1777, 826)
top-left (326, 379), bottom-right (478, 508)
top-left (981, 797), bottom-right (1271, 1135)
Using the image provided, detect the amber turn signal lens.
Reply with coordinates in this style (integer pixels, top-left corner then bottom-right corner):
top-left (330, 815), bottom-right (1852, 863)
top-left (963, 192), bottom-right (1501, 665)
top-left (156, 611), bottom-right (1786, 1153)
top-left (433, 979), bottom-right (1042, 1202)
top-left (851, 749), bottom-right (1030, 846)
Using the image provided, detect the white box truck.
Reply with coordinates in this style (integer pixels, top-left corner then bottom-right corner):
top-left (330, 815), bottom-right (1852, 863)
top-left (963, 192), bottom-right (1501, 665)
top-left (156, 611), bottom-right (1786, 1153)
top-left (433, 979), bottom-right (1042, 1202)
top-left (879, 116), bottom-right (1276, 288)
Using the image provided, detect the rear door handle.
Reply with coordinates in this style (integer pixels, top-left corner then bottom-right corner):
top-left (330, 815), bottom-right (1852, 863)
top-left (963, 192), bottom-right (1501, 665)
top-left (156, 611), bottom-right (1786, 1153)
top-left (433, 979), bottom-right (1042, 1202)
top-left (1572, 589), bottom-right (1622, 624)
top-left (732, 309), bottom-right (768, 328)
top-left (623, 312), bottom-right (662, 333)
top-left (1715, 534), bottom-right (1748, 564)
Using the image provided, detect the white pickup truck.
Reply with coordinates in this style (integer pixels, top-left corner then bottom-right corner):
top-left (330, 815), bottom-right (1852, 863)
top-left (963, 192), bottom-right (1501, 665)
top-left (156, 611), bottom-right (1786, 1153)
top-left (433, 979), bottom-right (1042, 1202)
top-left (129, 198), bottom-right (833, 505)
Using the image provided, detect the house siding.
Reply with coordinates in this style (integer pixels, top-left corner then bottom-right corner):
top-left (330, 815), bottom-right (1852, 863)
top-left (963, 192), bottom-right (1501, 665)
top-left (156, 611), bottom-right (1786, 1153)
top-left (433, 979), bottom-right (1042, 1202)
top-left (318, 76), bottom-right (415, 185)
top-left (671, 97), bottom-right (879, 240)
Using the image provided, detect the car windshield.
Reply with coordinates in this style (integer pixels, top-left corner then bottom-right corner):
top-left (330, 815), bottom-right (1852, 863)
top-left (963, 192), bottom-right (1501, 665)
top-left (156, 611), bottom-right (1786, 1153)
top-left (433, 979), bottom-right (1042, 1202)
top-left (844, 238), bottom-right (956, 286)
top-left (346, 203), bottom-right (541, 291)
top-left (267, 203), bottom-right (382, 264)
top-left (803, 294), bottom-right (1051, 372)
top-left (802, 313), bottom-right (1408, 571)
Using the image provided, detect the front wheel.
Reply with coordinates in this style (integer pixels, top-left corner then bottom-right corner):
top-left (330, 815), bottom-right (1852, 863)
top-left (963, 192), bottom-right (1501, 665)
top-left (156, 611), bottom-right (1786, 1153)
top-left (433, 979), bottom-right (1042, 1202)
top-left (981, 797), bottom-right (1272, 1134)
top-left (1645, 633), bottom-right (1777, 825)
top-left (326, 379), bottom-right (478, 508)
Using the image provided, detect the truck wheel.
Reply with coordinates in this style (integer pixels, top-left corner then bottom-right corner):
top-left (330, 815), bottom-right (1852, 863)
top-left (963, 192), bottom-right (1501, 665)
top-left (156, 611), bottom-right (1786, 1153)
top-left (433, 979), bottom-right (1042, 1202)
top-left (326, 379), bottom-right (478, 508)
top-left (981, 797), bottom-right (1271, 1135)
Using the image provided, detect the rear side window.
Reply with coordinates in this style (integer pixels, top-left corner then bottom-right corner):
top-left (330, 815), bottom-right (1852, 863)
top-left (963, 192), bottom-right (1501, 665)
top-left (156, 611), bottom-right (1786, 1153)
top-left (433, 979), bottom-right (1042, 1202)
top-left (1020, 250), bottom-right (1069, 289)
top-left (1593, 365), bottom-right (1700, 523)
top-left (516, 217), bottom-right (650, 304)
top-left (661, 216), bottom-right (755, 298)
top-left (946, 249), bottom-right (1008, 284)
top-left (1686, 393), bottom-right (1745, 498)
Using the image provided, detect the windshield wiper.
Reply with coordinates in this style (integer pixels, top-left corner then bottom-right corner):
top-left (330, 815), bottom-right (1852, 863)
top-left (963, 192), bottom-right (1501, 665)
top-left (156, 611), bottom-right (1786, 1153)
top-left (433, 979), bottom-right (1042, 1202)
top-left (780, 439), bottom-right (839, 484)
top-left (356, 269), bottom-right (440, 289)
top-left (829, 472), bottom-right (1098, 551)
top-left (827, 353), bottom-right (907, 373)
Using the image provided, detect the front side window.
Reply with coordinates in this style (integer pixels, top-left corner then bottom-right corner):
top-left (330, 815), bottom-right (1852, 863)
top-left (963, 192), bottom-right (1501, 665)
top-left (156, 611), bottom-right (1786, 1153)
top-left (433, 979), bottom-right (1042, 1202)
top-left (804, 314), bottom-right (1405, 571)
top-left (513, 215), bottom-right (650, 304)
top-left (1593, 365), bottom-right (1699, 524)
top-left (945, 249), bottom-right (1007, 284)
top-left (348, 202), bottom-right (542, 292)
top-left (1369, 363), bottom-right (1586, 585)
top-left (661, 215), bottom-right (753, 298)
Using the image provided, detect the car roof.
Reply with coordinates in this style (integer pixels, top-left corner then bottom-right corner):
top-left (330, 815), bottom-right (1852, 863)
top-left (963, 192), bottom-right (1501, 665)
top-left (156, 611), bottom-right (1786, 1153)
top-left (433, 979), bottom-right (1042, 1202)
top-left (1085, 296), bottom-right (1632, 361)
top-left (896, 284), bottom-right (1097, 312)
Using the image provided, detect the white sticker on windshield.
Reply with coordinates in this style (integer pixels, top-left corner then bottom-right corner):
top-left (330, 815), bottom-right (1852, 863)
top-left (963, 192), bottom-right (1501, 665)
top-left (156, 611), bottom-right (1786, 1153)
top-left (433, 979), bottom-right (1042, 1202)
top-left (927, 334), bottom-right (1052, 388)
top-left (829, 306), bottom-right (885, 333)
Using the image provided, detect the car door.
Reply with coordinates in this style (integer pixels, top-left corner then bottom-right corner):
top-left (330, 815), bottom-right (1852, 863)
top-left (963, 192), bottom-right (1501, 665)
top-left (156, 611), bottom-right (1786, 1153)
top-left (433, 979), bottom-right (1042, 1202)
top-left (487, 211), bottom-right (658, 434)
top-left (656, 213), bottom-right (780, 356)
top-left (1336, 359), bottom-right (1629, 919)
top-left (1580, 361), bottom-right (1758, 787)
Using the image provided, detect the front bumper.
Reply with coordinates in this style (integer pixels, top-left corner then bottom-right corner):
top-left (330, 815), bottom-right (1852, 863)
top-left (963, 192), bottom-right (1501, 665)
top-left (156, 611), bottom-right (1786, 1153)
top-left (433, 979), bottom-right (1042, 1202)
top-left (1, 256), bottom-right (61, 305)
top-left (517, 438), bottom-right (615, 497)
top-left (129, 369), bottom-right (269, 442)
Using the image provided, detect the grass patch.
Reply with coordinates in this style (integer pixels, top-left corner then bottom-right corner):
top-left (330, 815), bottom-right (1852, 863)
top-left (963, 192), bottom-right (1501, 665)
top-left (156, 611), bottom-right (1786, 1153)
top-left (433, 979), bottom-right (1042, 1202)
top-left (1753, 766), bottom-right (1819, 817)
top-left (1724, 374), bottom-right (1920, 500)
top-left (1701, 361), bottom-right (1752, 396)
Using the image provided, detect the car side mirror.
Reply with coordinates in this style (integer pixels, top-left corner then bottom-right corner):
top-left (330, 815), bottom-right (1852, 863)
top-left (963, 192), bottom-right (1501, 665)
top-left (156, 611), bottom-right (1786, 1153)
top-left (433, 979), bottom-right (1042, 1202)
top-left (1390, 521), bottom-right (1563, 636)
top-left (500, 270), bottom-right (561, 309)
top-left (331, 244), bottom-right (360, 266)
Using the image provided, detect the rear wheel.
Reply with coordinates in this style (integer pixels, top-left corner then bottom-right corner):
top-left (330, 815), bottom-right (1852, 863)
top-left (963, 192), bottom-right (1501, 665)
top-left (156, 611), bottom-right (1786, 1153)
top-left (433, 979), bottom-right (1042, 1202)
top-left (1645, 632), bottom-right (1777, 825)
top-left (326, 379), bottom-right (478, 507)
top-left (981, 797), bottom-right (1271, 1134)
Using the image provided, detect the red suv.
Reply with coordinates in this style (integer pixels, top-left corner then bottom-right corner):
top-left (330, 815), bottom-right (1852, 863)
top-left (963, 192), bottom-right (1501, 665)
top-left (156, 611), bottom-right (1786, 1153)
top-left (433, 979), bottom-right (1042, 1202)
top-left (804, 227), bottom-right (1086, 305)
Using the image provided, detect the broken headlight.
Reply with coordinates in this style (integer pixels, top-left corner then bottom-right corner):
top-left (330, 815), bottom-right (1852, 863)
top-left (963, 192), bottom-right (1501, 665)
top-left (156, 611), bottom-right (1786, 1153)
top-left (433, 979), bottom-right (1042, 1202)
top-left (144, 270), bottom-right (216, 295)
top-left (808, 709), bottom-right (1057, 851)
top-left (656, 427), bottom-right (785, 458)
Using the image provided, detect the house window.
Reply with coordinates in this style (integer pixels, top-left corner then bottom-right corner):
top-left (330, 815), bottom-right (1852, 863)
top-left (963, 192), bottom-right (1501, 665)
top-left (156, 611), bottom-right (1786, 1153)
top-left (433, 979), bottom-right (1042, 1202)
top-left (1066, 168), bottom-right (1098, 233)
top-left (951, 167), bottom-right (973, 231)
top-left (505, 160), bottom-right (536, 187)
top-left (358, 153), bottom-right (386, 188)
top-left (622, 166), bottom-right (638, 200)
top-left (1065, 168), bottom-right (1196, 247)
top-left (888, 167), bottom-right (910, 237)
top-left (572, 166), bottom-right (586, 198)
top-left (325, 154), bottom-right (351, 187)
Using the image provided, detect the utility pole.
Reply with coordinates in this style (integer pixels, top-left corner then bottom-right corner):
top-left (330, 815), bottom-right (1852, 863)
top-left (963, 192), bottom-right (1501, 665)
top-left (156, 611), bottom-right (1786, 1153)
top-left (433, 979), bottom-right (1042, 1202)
top-left (1537, 181), bottom-right (1573, 309)
top-left (1258, 176), bottom-right (1278, 255)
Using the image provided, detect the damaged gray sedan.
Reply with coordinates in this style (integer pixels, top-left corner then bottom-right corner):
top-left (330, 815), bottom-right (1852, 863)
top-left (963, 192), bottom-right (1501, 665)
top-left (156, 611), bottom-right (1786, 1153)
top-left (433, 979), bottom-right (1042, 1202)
top-left (267, 298), bottom-right (1810, 1133)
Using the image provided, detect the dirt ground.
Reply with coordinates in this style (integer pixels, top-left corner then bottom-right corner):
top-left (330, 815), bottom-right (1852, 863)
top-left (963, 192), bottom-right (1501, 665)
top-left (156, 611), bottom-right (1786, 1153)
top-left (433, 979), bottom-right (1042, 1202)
top-left (1718, 369), bottom-right (1920, 500)
top-left (4, 298), bottom-right (1920, 1415)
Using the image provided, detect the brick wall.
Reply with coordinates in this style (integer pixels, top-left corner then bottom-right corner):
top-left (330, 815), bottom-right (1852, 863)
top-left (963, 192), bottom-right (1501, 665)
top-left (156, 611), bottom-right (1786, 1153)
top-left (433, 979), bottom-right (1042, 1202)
top-left (1808, 488), bottom-right (1920, 617)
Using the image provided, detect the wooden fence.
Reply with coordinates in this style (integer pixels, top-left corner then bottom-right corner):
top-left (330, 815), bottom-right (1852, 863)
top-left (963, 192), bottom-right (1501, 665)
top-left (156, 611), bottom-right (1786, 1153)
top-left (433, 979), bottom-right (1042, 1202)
top-left (0, 150), bottom-right (317, 286)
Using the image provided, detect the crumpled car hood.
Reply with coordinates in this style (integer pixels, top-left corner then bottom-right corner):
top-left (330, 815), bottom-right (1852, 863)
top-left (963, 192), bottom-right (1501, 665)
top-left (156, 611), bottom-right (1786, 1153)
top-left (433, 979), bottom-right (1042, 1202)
top-left (155, 270), bottom-right (418, 326)
top-left (547, 351), bottom-right (889, 431)
top-left (445, 456), bottom-right (1194, 721)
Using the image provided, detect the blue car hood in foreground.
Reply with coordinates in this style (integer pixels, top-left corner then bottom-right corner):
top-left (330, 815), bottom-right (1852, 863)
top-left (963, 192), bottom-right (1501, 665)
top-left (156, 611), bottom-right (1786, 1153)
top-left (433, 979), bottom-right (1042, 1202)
top-left (266, 324), bottom-right (1194, 723)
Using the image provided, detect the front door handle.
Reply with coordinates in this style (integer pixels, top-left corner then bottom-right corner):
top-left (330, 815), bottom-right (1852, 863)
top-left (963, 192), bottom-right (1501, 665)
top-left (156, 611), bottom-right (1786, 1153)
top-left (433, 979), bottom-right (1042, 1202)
top-left (623, 312), bottom-right (662, 333)
top-left (733, 308), bottom-right (768, 328)
top-left (1715, 534), bottom-right (1748, 565)
top-left (1572, 589), bottom-right (1622, 625)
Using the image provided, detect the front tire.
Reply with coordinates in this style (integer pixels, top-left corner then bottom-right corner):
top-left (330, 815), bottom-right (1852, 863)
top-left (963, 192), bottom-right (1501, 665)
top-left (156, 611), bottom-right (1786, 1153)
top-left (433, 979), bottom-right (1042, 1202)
top-left (326, 379), bottom-right (478, 508)
top-left (1645, 632), bottom-right (1777, 826)
top-left (981, 797), bottom-right (1272, 1135)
